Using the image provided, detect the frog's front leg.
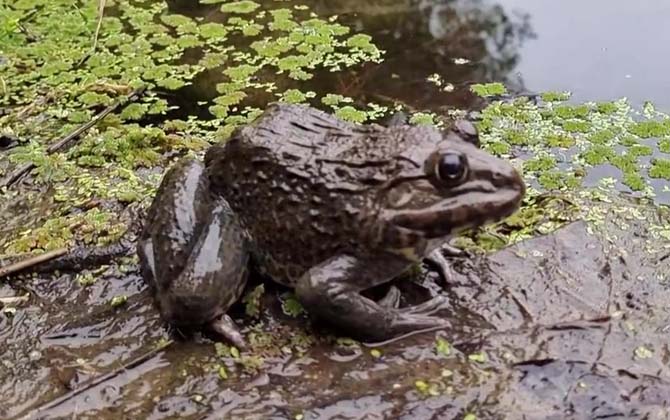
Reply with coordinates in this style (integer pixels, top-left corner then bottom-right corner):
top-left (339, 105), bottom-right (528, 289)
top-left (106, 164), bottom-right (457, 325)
top-left (295, 255), bottom-right (450, 341)
top-left (138, 158), bottom-right (249, 348)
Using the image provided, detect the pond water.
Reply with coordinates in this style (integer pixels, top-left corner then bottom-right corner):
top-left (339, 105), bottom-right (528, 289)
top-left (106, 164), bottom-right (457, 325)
top-left (500, 0), bottom-right (670, 110)
top-left (305, 0), bottom-right (670, 111)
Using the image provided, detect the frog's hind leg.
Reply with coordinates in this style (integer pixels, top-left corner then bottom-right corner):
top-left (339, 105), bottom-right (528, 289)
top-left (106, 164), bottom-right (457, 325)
top-left (295, 255), bottom-right (449, 342)
top-left (138, 158), bottom-right (216, 287)
top-left (138, 158), bottom-right (249, 348)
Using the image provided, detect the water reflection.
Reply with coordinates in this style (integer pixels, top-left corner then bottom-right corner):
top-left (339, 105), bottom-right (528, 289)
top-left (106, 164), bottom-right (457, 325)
top-left (165, 0), bottom-right (535, 114)
top-left (308, 0), bottom-right (536, 111)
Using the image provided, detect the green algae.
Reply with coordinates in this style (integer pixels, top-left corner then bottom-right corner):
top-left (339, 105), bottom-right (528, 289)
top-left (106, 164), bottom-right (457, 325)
top-left (0, 0), bottom-right (383, 256)
top-left (473, 86), bottom-right (669, 198)
top-left (650, 158), bottom-right (670, 180)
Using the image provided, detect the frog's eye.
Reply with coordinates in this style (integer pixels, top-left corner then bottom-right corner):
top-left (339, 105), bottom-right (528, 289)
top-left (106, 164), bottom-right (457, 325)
top-left (435, 152), bottom-right (468, 184)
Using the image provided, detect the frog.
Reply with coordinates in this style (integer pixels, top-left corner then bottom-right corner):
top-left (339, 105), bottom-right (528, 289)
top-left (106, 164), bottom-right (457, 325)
top-left (137, 103), bottom-right (525, 348)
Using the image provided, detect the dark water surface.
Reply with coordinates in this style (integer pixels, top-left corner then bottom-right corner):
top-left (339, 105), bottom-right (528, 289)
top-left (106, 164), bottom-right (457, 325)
top-left (308, 0), bottom-right (670, 111)
top-left (499, 0), bottom-right (670, 110)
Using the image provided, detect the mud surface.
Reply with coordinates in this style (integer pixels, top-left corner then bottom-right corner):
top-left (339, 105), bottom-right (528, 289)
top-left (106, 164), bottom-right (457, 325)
top-left (2, 199), bottom-right (668, 419)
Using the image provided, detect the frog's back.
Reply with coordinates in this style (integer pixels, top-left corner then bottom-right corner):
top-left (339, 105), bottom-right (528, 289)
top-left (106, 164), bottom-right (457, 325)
top-left (204, 103), bottom-right (424, 285)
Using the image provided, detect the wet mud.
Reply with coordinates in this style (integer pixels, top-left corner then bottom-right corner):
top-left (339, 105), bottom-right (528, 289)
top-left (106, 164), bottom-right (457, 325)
top-left (2, 203), bottom-right (668, 419)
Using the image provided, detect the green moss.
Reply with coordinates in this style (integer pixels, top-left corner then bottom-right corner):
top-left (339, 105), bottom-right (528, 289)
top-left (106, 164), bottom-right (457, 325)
top-left (630, 120), bottom-right (670, 138)
top-left (541, 91), bottom-right (571, 102)
top-left (620, 135), bottom-right (641, 147)
top-left (562, 120), bottom-right (592, 133)
top-left (544, 133), bottom-right (575, 148)
top-left (588, 128), bottom-right (617, 144)
top-left (596, 101), bottom-right (619, 115)
top-left (627, 144), bottom-right (653, 158)
top-left (335, 106), bottom-right (368, 123)
top-left (242, 285), bottom-right (265, 318)
top-left (503, 129), bottom-right (532, 146)
top-left (281, 293), bottom-right (305, 317)
top-left (622, 172), bottom-right (646, 191)
top-left (409, 112), bottom-right (436, 126)
top-left (580, 145), bottom-right (615, 165)
top-left (649, 158), bottom-right (670, 180)
top-left (470, 82), bottom-right (507, 97)
top-left (611, 154), bottom-right (638, 173)
top-left (435, 337), bottom-right (451, 357)
top-left (321, 94), bottom-right (353, 107)
top-left (554, 105), bottom-right (590, 120)
top-left (3, 208), bottom-right (126, 255)
top-left (220, 1), bottom-right (261, 14)
top-left (278, 89), bottom-right (316, 104)
top-left (524, 155), bottom-right (557, 172)
top-left (658, 138), bottom-right (670, 153)
top-left (538, 171), bottom-right (581, 190)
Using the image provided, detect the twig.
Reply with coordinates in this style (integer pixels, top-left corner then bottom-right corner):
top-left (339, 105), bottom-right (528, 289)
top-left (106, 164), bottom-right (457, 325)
top-left (35, 242), bottom-right (132, 273)
top-left (91, 0), bottom-right (106, 55)
top-left (0, 248), bottom-right (68, 279)
top-left (1, 86), bottom-right (145, 189)
top-left (14, 92), bottom-right (56, 121)
top-left (21, 340), bottom-right (174, 419)
top-left (77, 0), bottom-right (107, 67)
top-left (0, 242), bottom-right (132, 279)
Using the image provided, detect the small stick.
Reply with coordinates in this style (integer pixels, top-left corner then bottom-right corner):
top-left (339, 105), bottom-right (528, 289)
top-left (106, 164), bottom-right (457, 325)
top-left (0, 248), bottom-right (68, 279)
top-left (0, 242), bottom-right (132, 279)
top-left (1, 86), bottom-right (146, 189)
top-left (91, 0), bottom-right (107, 55)
top-left (77, 0), bottom-right (107, 67)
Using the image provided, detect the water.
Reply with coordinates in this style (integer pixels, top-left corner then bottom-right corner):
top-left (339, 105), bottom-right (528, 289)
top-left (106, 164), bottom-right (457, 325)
top-left (312, 0), bottom-right (670, 111)
top-left (501, 0), bottom-right (670, 110)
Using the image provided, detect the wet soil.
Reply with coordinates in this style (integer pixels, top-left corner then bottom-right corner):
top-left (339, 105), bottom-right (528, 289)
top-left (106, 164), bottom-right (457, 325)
top-left (2, 197), bottom-right (668, 419)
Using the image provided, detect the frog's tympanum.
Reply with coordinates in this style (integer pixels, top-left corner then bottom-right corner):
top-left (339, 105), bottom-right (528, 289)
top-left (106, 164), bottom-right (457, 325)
top-left (138, 103), bottom-right (525, 347)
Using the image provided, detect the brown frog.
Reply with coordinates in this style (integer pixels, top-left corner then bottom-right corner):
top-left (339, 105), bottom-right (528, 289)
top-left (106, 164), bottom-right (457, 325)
top-left (138, 103), bottom-right (525, 347)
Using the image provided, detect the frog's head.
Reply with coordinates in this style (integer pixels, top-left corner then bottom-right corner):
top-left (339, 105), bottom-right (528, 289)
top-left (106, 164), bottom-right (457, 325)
top-left (376, 122), bottom-right (525, 252)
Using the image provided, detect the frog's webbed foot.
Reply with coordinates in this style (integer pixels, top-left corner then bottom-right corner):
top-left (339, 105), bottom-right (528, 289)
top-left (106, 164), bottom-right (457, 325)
top-left (210, 314), bottom-right (247, 350)
top-left (295, 256), bottom-right (448, 342)
top-left (425, 241), bottom-right (470, 284)
top-left (398, 295), bottom-right (450, 315)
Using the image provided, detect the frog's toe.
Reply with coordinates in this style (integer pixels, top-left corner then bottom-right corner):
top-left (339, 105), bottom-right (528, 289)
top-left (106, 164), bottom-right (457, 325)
top-left (425, 249), bottom-right (456, 283)
top-left (389, 312), bottom-right (449, 334)
top-left (209, 314), bottom-right (246, 349)
top-left (377, 285), bottom-right (401, 308)
top-left (399, 295), bottom-right (450, 316)
top-left (440, 242), bottom-right (469, 258)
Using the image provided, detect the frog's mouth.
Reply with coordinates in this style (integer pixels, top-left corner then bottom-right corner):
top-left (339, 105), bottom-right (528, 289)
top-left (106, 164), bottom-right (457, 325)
top-left (387, 187), bottom-right (524, 239)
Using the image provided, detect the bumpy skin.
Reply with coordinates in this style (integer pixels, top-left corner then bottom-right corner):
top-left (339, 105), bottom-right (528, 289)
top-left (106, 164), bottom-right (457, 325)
top-left (138, 103), bottom-right (525, 345)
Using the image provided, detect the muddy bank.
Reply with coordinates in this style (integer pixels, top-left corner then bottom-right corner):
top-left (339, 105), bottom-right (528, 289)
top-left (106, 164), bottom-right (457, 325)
top-left (1, 197), bottom-right (668, 419)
